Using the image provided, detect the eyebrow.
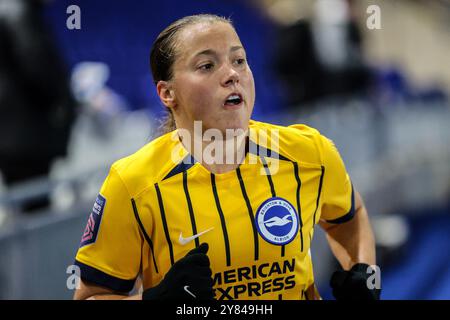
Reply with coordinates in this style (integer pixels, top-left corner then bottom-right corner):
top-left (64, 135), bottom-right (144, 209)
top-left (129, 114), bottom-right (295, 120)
top-left (193, 46), bottom-right (244, 58)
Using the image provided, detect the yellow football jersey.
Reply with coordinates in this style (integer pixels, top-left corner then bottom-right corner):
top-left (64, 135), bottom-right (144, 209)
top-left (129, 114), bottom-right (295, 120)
top-left (75, 120), bottom-right (354, 300)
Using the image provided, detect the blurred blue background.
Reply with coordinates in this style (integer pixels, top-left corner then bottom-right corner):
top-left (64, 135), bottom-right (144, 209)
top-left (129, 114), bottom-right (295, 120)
top-left (0, 0), bottom-right (449, 299)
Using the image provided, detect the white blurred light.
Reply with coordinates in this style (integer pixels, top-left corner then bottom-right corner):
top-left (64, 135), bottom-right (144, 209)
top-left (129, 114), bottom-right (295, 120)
top-left (51, 182), bottom-right (76, 213)
top-left (373, 215), bottom-right (410, 247)
top-left (71, 62), bottom-right (110, 104)
top-left (314, 0), bottom-right (349, 25)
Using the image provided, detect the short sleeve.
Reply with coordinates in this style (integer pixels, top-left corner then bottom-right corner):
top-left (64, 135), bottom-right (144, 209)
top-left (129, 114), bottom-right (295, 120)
top-left (74, 166), bottom-right (142, 292)
top-left (319, 135), bottom-right (355, 224)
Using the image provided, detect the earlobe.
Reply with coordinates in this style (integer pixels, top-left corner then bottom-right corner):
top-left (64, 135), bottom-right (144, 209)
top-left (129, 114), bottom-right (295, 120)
top-left (156, 81), bottom-right (176, 109)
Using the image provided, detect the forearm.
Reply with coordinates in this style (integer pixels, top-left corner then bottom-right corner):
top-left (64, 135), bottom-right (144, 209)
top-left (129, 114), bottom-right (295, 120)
top-left (73, 279), bottom-right (143, 300)
top-left (320, 193), bottom-right (376, 270)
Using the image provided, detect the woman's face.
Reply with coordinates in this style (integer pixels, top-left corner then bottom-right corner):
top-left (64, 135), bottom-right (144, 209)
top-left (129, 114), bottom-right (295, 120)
top-left (169, 22), bottom-right (255, 134)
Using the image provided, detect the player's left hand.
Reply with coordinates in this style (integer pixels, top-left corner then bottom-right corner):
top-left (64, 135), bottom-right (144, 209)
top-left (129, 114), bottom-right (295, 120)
top-left (330, 263), bottom-right (381, 300)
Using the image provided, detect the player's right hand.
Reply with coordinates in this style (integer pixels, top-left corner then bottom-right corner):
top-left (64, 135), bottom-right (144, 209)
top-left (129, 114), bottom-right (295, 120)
top-left (142, 243), bottom-right (214, 300)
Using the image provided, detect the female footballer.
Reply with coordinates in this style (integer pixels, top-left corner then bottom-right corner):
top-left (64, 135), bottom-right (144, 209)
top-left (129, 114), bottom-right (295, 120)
top-left (73, 14), bottom-right (380, 300)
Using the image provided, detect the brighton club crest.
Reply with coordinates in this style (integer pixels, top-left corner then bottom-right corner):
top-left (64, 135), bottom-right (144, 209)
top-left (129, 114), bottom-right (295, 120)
top-left (255, 197), bottom-right (299, 245)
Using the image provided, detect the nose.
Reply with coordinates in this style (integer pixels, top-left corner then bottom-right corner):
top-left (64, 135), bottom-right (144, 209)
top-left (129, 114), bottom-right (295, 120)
top-left (221, 64), bottom-right (239, 87)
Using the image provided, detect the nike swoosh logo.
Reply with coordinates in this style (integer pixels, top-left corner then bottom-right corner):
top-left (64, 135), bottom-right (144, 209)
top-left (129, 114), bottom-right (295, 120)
top-left (179, 227), bottom-right (214, 245)
top-left (184, 285), bottom-right (196, 298)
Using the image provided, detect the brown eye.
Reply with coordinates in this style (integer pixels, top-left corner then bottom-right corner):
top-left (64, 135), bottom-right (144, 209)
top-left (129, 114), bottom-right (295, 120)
top-left (235, 58), bottom-right (246, 65)
top-left (199, 63), bottom-right (214, 70)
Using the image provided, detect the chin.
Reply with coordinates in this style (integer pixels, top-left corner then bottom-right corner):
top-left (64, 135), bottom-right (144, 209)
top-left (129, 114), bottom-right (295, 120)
top-left (224, 118), bottom-right (249, 132)
top-left (203, 112), bottom-right (250, 134)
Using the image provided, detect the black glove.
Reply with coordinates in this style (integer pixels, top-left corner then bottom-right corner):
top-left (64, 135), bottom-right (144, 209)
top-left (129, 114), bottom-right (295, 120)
top-left (142, 243), bottom-right (214, 300)
top-left (330, 263), bottom-right (381, 300)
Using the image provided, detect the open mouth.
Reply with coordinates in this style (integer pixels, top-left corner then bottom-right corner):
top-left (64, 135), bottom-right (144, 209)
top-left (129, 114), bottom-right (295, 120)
top-left (224, 93), bottom-right (243, 106)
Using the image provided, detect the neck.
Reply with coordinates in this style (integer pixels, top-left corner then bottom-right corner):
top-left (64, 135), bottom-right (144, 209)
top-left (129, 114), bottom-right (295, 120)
top-left (178, 127), bottom-right (248, 174)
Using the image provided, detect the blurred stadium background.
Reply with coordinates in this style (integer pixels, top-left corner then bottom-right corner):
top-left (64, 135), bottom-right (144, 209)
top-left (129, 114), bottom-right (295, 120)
top-left (0, 0), bottom-right (449, 299)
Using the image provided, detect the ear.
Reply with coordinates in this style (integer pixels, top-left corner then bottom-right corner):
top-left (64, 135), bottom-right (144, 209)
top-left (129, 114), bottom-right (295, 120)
top-left (156, 81), bottom-right (176, 110)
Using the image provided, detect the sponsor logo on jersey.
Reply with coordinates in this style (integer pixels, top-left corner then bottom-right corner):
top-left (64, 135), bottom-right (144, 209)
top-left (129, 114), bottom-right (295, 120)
top-left (255, 197), bottom-right (299, 246)
top-left (80, 194), bottom-right (106, 247)
top-left (212, 258), bottom-right (296, 299)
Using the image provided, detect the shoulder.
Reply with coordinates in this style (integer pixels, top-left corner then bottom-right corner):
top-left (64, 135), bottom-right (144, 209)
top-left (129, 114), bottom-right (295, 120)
top-left (249, 120), bottom-right (326, 165)
top-left (108, 131), bottom-right (180, 197)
